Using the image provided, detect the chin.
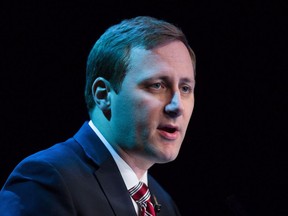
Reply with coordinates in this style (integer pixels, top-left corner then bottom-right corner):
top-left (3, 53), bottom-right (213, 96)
top-left (157, 153), bottom-right (178, 164)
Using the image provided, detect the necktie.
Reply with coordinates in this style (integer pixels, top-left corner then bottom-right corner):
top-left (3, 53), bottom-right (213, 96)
top-left (129, 182), bottom-right (156, 216)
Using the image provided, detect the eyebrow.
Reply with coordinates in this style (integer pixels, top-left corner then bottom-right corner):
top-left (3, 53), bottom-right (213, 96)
top-left (159, 76), bottom-right (195, 85)
top-left (179, 77), bottom-right (195, 84)
top-left (140, 75), bottom-right (195, 87)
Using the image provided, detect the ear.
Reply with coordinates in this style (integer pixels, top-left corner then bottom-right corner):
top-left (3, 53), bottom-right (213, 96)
top-left (91, 77), bottom-right (112, 111)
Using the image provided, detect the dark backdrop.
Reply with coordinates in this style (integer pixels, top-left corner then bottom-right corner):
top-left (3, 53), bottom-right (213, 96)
top-left (1, 0), bottom-right (287, 215)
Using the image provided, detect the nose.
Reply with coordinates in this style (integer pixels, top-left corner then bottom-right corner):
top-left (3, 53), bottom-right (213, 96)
top-left (164, 92), bottom-right (183, 118)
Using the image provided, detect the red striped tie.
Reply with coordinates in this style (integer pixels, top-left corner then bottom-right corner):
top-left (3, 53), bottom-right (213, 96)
top-left (129, 182), bottom-right (156, 216)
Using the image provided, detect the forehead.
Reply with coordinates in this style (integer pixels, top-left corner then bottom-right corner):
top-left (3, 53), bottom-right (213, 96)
top-left (127, 41), bottom-right (195, 82)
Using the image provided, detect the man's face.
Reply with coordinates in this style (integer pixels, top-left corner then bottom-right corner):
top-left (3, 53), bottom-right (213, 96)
top-left (109, 41), bottom-right (195, 165)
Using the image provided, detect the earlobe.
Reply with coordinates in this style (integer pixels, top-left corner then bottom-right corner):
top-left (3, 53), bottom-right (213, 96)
top-left (92, 77), bottom-right (111, 111)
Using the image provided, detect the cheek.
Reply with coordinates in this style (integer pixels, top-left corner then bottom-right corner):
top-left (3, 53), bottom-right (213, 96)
top-left (184, 98), bottom-right (195, 116)
top-left (136, 97), bottom-right (162, 117)
top-left (114, 91), bottom-right (163, 127)
top-left (134, 101), bottom-right (160, 141)
top-left (113, 95), bottom-right (148, 124)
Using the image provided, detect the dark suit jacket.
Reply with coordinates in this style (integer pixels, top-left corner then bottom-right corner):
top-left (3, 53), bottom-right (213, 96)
top-left (0, 121), bottom-right (182, 216)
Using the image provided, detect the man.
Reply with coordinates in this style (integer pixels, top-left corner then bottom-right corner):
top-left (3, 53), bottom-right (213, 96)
top-left (0, 16), bottom-right (196, 215)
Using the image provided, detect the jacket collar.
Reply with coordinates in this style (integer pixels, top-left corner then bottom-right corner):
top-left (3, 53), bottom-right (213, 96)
top-left (73, 121), bottom-right (137, 216)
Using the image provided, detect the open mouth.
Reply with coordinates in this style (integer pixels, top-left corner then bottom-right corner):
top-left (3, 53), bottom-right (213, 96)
top-left (161, 127), bottom-right (177, 133)
top-left (157, 124), bottom-right (179, 134)
top-left (157, 125), bottom-right (179, 140)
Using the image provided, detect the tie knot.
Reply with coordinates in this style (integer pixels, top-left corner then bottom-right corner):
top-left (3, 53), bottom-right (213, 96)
top-left (128, 182), bottom-right (156, 216)
top-left (129, 182), bottom-right (150, 203)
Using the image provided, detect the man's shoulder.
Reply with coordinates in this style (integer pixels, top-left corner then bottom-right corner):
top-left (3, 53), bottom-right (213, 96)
top-left (15, 136), bottom-right (88, 174)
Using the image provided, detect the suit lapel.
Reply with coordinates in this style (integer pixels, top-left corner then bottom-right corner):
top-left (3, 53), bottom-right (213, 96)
top-left (95, 157), bottom-right (137, 216)
top-left (74, 121), bottom-right (137, 216)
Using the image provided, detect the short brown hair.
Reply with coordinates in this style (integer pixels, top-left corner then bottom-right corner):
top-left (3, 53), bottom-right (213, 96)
top-left (85, 16), bottom-right (196, 113)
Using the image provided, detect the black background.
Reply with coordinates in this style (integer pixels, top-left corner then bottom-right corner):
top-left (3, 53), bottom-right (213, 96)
top-left (1, 0), bottom-right (287, 215)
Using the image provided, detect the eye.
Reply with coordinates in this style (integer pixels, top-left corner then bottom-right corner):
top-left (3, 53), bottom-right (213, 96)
top-left (150, 82), bottom-right (164, 90)
top-left (181, 85), bottom-right (193, 94)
